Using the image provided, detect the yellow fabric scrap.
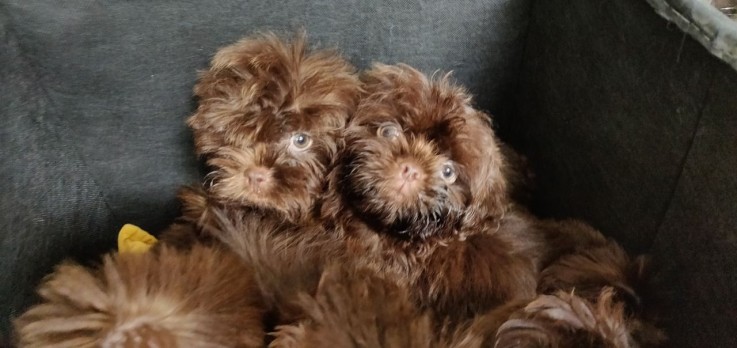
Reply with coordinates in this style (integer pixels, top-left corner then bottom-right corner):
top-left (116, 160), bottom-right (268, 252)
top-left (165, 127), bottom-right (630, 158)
top-left (118, 224), bottom-right (157, 253)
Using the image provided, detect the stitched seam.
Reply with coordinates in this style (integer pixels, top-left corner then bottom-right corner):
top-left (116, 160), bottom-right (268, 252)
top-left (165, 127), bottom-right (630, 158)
top-left (646, 66), bottom-right (716, 253)
top-left (0, 5), bottom-right (120, 224)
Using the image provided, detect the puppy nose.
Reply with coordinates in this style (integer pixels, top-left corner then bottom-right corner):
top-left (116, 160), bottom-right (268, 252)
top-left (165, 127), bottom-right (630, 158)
top-left (400, 162), bottom-right (423, 182)
top-left (246, 167), bottom-right (270, 186)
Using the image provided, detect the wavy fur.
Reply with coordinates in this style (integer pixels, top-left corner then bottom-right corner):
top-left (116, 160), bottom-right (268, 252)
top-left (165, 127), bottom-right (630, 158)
top-left (14, 245), bottom-right (264, 347)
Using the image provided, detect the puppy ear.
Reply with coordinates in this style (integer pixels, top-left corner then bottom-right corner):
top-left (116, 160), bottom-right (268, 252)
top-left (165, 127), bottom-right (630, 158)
top-left (186, 33), bottom-right (299, 155)
top-left (361, 63), bottom-right (428, 94)
top-left (318, 161), bottom-right (347, 224)
top-left (176, 185), bottom-right (209, 221)
top-left (463, 110), bottom-right (509, 224)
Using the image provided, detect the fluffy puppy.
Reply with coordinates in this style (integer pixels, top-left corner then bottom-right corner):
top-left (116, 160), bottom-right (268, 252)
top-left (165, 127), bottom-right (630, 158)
top-left (14, 244), bottom-right (264, 348)
top-left (14, 33), bottom-right (361, 347)
top-left (159, 31), bottom-right (361, 246)
top-left (158, 32), bottom-right (361, 336)
top-left (536, 234), bottom-right (666, 346)
top-left (189, 32), bottom-right (359, 219)
top-left (319, 63), bottom-right (537, 321)
top-left (495, 289), bottom-right (639, 348)
top-left (491, 221), bottom-right (666, 347)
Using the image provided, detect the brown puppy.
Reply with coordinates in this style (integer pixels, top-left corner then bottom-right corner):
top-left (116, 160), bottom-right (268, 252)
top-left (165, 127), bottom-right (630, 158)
top-left (495, 289), bottom-right (638, 348)
top-left (318, 63), bottom-right (537, 321)
top-left (491, 221), bottom-right (666, 347)
top-left (14, 33), bottom-right (361, 347)
top-left (185, 31), bottom-right (360, 326)
top-left (495, 288), bottom-right (665, 347)
top-left (536, 232), bottom-right (666, 347)
top-left (14, 244), bottom-right (264, 348)
top-left (266, 64), bottom-right (661, 346)
top-left (160, 32), bottom-right (361, 342)
top-left (159, 31), bottom-right (361, 246)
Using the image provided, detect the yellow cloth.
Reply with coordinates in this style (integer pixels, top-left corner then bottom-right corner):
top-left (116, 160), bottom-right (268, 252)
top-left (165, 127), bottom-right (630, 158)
top-left (118, 224), bottom-right (158, 253)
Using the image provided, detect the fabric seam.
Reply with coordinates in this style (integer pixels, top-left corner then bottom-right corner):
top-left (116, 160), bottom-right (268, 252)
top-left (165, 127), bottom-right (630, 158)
top-left (647, 65), bottom-right (716, 253)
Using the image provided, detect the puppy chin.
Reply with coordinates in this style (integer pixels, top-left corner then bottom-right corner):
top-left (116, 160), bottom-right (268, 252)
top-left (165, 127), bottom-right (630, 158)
top-left (348, 180), bottom-right (454, 240)
top-left (344, 155), bottom-right (466, 239)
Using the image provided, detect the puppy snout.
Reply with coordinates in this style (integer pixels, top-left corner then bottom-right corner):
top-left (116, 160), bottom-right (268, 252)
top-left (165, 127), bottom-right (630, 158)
top-left (400, 162), bottom-right (424, 182)
top-left (246, 167), bottom-right (270, 189)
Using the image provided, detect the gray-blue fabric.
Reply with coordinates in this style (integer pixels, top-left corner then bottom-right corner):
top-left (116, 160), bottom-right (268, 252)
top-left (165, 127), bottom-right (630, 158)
top-left (1, 0), bottom-right (735, 345)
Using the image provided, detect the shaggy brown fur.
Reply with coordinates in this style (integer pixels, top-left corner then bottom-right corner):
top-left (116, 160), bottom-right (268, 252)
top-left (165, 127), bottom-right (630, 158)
top-left (477, 219), bottom-right (666, 347)
top-left (318, 63), bottom-right (537, 321)
top-left (19, 33), bottom-right (363, 348)
top-left (187, 31), bottom-right (361, 222)
top-left (539, 236), bottom-right (643, 306)
top-left (376, 216), bottom-right (664, 347)
top-left (201, 206), bottom-right (345, 328)
top-left (14, 245), bottom-right (264, 348)
top-left (159, 32), bottom-right (361, 246)
top-left (269, 263), bottom-right (496, 348)
top-left (534, 228), bottom-right (667, 347)
top-left (269, 264), bottom-right (440, 348)
top-left (495, 289), bottom-right (641, 348)
top-left (146, 32), bottom-right (362, 343)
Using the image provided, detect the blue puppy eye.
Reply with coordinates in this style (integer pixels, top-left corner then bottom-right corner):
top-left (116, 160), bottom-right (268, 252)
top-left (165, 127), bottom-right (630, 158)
top-left (440, 163), bottom-right (457, 183)
top-left (377, 124), bottom-right (400, 139)
top-left (291, 133), bottom-right (312, 149)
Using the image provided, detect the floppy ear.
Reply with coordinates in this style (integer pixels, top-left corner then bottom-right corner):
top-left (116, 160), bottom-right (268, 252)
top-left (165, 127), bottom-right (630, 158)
top-left (360, 63), bottom-right (428, 95)
top-left (186, 33), bottom-right (300, 155)
top-left (463, 110), bottom-right (510, 224)
top-left (318, 157), bottom-right (348, 224)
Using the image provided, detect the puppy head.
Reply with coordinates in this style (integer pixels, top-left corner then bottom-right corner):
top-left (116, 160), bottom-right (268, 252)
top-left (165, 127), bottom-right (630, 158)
top-left (188, 33), bottom-right (361, 221)
top-left (329, 64), bottom-right (507, 239)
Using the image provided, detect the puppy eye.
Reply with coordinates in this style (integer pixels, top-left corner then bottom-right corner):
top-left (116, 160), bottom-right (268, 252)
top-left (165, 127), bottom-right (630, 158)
top-left (291, 133), bottom-right (312, 150)
top-left (440, 163), bottom-right (457, 184)
top-left (377, 124), bottom-right (400, 139)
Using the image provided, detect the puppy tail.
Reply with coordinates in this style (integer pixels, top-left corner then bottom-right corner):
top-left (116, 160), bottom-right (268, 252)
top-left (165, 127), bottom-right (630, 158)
top-left (14, 245), bottom-right (265, 348)
top-left (177, 185), bottom-right (210, 221)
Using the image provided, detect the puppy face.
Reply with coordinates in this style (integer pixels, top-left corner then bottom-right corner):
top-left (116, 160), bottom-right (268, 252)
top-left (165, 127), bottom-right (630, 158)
top-left (332, 64), bottom-right (507, 239)
top-left (187, 33), bottom-right (361, 222)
